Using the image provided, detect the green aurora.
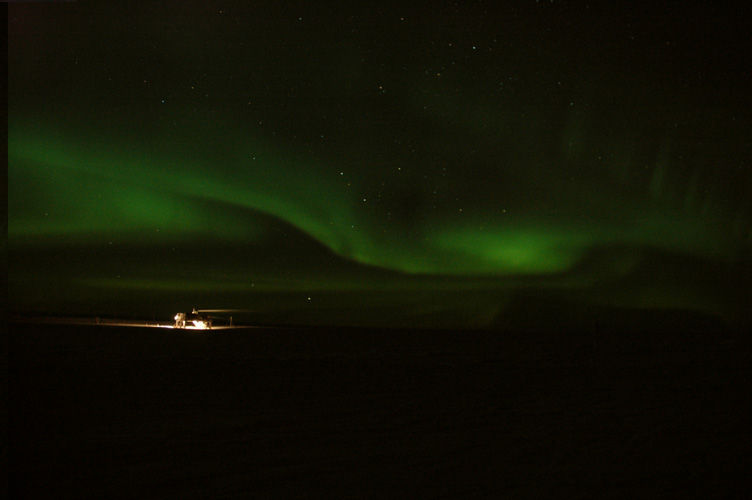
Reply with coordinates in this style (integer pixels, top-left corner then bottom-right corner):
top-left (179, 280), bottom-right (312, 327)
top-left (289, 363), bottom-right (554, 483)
top-left (8, 2), bottom-right (752, 329)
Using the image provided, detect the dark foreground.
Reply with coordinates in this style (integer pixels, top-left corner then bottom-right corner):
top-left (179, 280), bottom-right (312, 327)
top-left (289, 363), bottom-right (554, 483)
top-left (9, 322), bottom-right (750, 499)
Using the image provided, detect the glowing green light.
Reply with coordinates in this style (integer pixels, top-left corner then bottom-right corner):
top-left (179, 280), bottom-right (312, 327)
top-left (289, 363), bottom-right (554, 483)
top-left (9, 118), bottom-right (749, 280)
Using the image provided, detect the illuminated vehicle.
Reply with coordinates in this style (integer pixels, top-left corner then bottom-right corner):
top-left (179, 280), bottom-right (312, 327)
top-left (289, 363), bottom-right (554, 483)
top-left (174, 309), bottom-right (213, 329)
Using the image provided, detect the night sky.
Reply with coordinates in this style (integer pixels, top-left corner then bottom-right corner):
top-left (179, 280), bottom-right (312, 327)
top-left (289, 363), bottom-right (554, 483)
top-left (8, 2), bottom-right (752, 329)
